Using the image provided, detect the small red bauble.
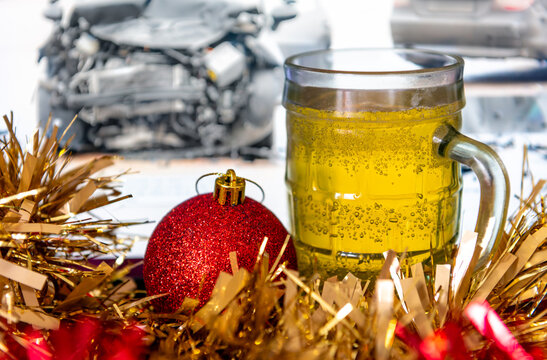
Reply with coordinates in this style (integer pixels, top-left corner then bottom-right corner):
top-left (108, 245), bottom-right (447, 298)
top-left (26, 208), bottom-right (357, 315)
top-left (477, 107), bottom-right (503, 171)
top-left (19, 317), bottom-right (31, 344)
top-left (143, 170), bottom-right (298, 312)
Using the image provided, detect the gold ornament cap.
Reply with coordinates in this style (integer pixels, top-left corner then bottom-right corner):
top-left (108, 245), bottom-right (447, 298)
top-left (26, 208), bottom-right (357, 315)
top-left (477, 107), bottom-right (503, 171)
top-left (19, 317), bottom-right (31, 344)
top-left (213, 169), bottom-right (246, 206)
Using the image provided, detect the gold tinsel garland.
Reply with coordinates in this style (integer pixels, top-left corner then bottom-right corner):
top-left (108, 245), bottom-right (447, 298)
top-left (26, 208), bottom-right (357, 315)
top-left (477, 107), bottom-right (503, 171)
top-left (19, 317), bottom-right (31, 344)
top-left (0, 114), bottom-right (545, 359)
top-left (0, 114), bottom-right (144, 332)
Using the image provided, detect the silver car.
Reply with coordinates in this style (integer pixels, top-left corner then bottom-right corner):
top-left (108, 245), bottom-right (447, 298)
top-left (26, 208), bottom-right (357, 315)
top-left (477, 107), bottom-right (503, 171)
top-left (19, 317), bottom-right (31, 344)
top-left (38, 0), bottom-right (329, 156)
top-left (391, 0), bottom-right (547, 59)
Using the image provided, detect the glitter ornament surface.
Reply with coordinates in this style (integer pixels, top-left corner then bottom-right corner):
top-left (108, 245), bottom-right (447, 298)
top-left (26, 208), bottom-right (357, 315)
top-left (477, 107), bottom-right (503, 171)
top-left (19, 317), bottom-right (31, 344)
top-left (143, 193), bottom-right (297, 312)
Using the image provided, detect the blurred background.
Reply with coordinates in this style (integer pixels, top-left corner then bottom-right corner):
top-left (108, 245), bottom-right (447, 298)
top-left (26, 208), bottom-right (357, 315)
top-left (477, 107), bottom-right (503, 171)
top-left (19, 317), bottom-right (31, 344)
top-left (0, 0), bottom-right (546, 257)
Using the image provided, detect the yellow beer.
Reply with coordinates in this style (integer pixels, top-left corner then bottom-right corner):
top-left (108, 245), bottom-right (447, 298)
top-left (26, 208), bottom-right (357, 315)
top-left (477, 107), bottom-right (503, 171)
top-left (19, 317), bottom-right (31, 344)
top-left (286, 104), bottom-right (462, 278)
top-left (284, 49), bottom-right (509, 279)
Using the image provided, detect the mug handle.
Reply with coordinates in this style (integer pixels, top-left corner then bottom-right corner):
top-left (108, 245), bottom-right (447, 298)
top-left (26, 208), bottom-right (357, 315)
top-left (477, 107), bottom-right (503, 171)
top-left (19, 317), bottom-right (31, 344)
top-left (433, 125), bottom-right (510, 269)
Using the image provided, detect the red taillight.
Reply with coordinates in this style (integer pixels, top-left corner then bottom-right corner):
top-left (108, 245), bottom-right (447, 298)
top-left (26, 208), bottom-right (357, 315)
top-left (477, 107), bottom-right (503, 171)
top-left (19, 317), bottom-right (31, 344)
top-left (495, 0), bottom-right (534, 11)
top-left (393, 0), bottom-right (410, 8)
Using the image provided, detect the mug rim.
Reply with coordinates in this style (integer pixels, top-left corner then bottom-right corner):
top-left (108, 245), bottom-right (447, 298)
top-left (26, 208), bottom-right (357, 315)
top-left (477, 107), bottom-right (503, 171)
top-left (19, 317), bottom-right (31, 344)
top-left (284, 48), bottom-right (464, 76)
top-left (284, 48), bottom-right (464, 91)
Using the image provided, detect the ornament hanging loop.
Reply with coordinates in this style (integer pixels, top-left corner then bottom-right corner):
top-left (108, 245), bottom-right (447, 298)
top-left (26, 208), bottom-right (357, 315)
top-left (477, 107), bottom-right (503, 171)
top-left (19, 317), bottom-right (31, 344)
top-left (242, 178), bottom-right (265, 203)
top-left (195, 169), bottom-right (265, 205)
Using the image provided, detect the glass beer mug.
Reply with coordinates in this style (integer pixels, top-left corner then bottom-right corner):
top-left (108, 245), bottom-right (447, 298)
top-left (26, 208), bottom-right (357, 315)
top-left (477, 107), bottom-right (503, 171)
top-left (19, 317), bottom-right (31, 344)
top-left (283, 49), bottom-right (509, 279)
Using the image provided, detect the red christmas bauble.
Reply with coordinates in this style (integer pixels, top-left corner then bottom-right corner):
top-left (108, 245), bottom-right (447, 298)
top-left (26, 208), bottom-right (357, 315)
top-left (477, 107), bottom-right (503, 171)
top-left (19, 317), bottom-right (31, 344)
top-left (143, 171), bottom-right (297, 312)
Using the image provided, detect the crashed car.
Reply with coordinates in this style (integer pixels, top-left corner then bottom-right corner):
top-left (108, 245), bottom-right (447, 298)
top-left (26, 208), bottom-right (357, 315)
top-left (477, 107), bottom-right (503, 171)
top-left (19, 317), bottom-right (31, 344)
top-left (38, 0), bottom-right (330, 156)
